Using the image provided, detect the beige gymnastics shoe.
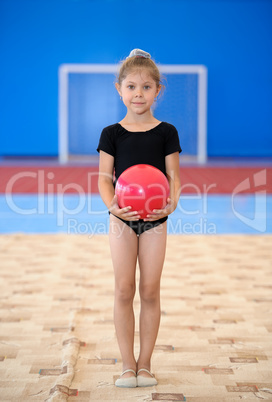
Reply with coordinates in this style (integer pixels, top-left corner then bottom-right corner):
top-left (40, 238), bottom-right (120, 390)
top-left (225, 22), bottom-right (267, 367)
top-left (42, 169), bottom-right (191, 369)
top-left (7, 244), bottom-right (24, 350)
top-left (115, 369), bottom-right (137, 388)
top-left (137, 368), bottom-right (158, 387)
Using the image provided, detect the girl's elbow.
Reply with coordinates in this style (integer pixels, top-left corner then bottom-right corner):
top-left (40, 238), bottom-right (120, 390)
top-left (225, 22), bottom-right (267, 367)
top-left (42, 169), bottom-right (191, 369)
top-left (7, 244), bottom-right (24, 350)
top-left (98, 176), bottom-right (113, 193)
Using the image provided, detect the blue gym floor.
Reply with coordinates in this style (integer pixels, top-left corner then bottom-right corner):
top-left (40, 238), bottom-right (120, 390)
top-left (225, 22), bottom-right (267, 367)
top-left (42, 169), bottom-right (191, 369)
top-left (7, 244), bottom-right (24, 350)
top-left (1, 194), bottom-right (271, 235)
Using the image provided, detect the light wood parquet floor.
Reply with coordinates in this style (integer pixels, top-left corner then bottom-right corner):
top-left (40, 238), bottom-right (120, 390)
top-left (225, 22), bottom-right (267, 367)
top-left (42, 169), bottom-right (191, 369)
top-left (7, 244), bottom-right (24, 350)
top-left (0, 234), bottom-right (272, 401)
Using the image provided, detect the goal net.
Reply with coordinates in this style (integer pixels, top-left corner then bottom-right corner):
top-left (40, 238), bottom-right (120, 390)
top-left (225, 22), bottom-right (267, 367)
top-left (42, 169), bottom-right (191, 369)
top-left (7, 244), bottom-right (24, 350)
top-left (59, 64), bottom-right (207, 163)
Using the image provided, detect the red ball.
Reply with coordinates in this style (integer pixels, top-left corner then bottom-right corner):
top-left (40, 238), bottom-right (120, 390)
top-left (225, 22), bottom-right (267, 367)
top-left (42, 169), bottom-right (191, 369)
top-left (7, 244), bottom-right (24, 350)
top-left (115, 164), bottom-right (170, 219)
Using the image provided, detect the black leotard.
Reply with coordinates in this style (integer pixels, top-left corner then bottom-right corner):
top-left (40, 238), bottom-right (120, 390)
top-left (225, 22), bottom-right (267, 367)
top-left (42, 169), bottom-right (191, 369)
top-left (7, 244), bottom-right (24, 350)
top-left (97, 122), bottom-right (181, 180)
top-left (97, 122), bottom-right (182, 235)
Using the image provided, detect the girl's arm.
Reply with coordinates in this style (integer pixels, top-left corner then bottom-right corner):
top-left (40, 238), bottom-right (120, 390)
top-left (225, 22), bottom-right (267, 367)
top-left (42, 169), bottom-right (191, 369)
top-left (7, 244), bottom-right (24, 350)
top-left (98, 151), bottom-right (141, 221)
top-left (144, 151), bottom-right (181, 221)
top-left (98, 151), bottom-right (115, 209)
top-left (165, 151), bottom-right (181, 213)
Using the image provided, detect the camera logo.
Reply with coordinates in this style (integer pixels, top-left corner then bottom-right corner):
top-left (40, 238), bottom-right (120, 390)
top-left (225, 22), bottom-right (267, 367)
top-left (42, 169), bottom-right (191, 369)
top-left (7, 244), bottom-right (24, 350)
top-left (231, 169), bottom-right (267, 232)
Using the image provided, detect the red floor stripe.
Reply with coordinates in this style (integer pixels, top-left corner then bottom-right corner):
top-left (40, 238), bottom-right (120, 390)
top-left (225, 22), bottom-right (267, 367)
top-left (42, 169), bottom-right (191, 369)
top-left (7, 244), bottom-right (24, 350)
top-left (0, 166), bottom-right (271, 194)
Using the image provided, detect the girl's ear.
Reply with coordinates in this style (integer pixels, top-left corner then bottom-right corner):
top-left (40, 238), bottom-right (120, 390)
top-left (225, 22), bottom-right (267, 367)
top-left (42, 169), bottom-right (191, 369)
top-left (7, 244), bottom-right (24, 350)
top-left (155, 84), bottom-right (162, 98)
top-left (115, 82), bottom-right (121, 96)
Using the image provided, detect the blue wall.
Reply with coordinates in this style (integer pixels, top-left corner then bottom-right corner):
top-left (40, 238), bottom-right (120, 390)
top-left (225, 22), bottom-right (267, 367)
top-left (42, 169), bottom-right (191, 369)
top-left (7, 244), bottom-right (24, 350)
top-left (0, 0), bottom-right (271, 157)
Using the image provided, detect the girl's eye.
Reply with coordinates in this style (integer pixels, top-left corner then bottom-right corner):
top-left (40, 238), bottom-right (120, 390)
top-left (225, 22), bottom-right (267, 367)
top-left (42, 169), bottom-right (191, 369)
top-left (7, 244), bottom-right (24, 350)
top-left (128, 85), bottom-right (134, 89)
top-left (144, 86), bottom-right (150, 90)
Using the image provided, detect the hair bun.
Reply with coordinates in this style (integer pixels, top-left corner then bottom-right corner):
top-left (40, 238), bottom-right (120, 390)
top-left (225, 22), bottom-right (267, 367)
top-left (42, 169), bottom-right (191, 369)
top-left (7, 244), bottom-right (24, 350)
top-left (126, 49), bottom-right (151, 59)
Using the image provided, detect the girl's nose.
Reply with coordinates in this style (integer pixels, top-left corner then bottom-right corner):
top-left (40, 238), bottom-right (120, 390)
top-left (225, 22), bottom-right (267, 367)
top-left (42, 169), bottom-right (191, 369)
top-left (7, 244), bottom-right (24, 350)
top-left (135, 89), bottom-right (143, 97)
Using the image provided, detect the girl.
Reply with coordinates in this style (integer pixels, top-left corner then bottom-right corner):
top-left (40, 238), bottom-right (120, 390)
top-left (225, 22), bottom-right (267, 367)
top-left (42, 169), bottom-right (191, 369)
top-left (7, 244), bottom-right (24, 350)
top-left (97, 49), bottom-right (181, 388)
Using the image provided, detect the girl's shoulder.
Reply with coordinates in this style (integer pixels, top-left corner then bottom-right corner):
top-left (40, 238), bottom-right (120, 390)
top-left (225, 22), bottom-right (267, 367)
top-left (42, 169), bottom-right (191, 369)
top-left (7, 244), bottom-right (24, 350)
top-left (160, 122), bottom-right (178, 131)
top-left (101, 123), bottom-right (120, 134)
top-left (155, 122), bottom-right (178, 135)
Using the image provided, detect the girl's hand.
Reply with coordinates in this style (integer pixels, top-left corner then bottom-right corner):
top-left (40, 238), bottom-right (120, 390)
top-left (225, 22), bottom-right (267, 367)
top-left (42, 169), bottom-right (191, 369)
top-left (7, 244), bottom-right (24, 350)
top-left (144, 198), bottom-right (174, 222)
top-left (109, 195), bottom-right (141, 221)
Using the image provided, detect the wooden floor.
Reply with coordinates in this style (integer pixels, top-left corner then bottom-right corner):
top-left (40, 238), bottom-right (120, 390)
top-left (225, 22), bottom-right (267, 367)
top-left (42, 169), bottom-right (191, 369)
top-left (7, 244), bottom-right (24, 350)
top-left (0, 234), bottom-right (272, 401)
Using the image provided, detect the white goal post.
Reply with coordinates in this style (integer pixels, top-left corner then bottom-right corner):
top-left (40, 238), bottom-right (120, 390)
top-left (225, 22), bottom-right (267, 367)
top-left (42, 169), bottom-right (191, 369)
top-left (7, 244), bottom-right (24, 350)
top-left (58, 64), bottom-right (207, 164)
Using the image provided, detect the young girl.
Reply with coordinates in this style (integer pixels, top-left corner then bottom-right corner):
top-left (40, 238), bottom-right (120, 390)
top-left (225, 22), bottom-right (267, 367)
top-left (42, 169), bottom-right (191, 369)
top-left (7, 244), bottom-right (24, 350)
top-left (97, 49), bottom-right (181, 388)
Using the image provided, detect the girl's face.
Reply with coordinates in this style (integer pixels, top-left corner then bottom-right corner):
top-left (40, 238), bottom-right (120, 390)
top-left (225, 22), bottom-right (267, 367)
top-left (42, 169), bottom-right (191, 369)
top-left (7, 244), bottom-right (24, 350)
top-left (116, 69), bottom-right (161, 116)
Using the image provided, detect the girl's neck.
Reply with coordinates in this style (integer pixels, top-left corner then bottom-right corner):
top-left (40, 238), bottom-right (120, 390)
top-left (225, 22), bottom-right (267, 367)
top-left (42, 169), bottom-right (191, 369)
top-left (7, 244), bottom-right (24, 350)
top-left (119, 120), bottom-right (162, 132)
top-left (120, 111), bottom-right (160, 128)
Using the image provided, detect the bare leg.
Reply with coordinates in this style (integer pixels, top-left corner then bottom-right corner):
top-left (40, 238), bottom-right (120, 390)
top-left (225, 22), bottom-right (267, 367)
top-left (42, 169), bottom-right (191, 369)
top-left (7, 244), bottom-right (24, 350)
top-left (109, 214), bottom-right (138, 378)
top-left (137, 222), bottom-right (167, 376)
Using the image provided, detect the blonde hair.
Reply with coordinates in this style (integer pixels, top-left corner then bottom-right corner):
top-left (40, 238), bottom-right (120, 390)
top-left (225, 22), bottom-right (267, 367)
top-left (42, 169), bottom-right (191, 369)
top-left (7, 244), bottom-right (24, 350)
top-left (117, 55), bottom-right (163, 89)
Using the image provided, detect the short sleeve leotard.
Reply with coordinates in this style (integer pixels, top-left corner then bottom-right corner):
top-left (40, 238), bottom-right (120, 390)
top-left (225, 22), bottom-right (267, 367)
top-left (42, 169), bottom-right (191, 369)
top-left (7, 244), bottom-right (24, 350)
top-left (97, 122), bottom-right (182, 235)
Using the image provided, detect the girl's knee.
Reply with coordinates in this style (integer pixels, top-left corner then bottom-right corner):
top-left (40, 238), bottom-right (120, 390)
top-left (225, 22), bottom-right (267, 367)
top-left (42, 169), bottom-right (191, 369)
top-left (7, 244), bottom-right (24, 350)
top-left (139, 283), bottom-right (160, 304)
top-left (115, 283), bottom-right (136, 303)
